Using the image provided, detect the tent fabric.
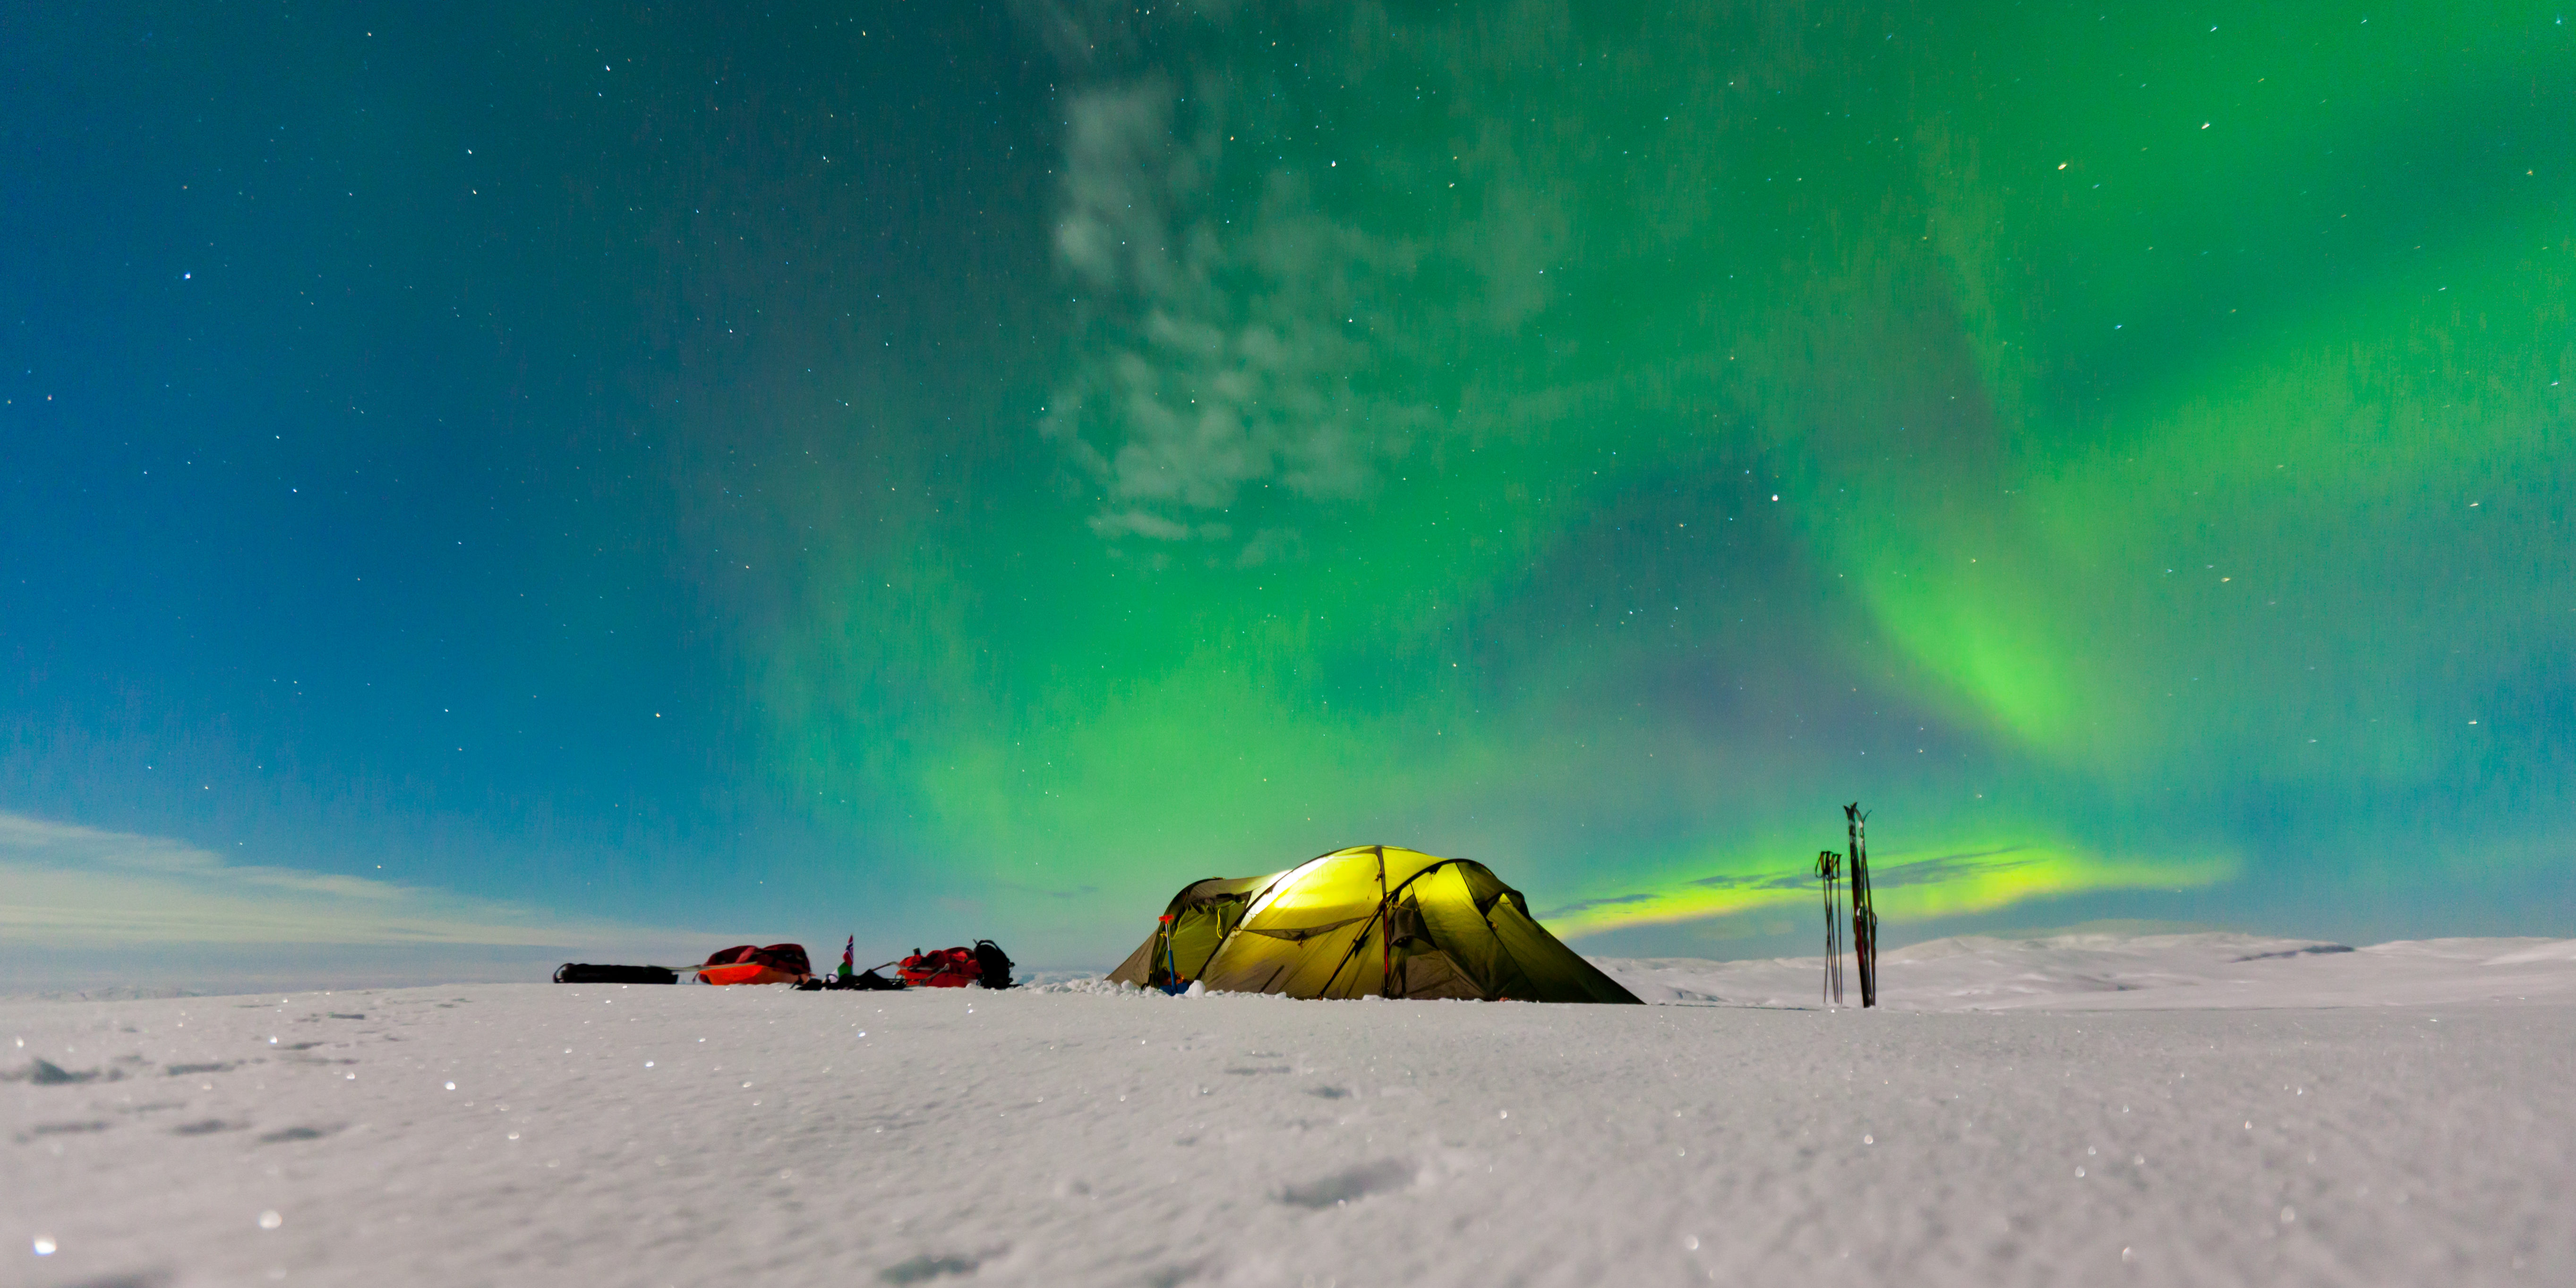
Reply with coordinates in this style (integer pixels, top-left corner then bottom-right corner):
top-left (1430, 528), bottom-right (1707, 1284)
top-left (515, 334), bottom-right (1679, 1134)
top-left (1111, 846), bottom-right (1640, 1004)
top-left (1107, 873), bottom-right (1279, 988)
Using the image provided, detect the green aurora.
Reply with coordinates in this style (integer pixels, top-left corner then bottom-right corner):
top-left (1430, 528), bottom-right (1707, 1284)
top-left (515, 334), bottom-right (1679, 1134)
top-left (742, 1), bottom-right (2570, 959)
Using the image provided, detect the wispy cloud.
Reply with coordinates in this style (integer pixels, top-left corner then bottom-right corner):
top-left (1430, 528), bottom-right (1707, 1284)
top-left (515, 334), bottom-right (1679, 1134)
top-left (1541, 841), bottom-right (2234, 938)
top-left (1039, 61), bottom-right (1438, 555)
top-left (1677, 847), bottom-right (2040, 895)
top-left (994, 880), bottom-right (1103, 901)
top-left (1028, 3), bottom-right (1615, 564)
top-left (1537, 891), bottom-right (1661, 918)
top-left (0, 812), bottom-right (698, 950)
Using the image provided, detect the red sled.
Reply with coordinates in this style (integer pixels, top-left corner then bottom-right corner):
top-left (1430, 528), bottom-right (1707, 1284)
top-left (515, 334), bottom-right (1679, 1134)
top-left (896, 941), bottom-right (1014, 989)
top-left (898, 946), bottom-right (982, 988)
top-left (696, 943), bottom-right (812, 986)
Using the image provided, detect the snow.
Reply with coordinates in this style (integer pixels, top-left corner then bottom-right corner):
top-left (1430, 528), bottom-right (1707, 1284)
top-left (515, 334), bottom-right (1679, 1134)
top-left (6, 935), bottom-right (2571, 1287)
top-left (1595, 931), bottom-right (2576, 1010)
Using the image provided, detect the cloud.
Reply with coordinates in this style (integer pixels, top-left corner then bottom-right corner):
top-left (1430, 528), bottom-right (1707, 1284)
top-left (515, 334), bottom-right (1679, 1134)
top-left (1864, 847), bottom-right (2040, 890)
top-left (1536, 891), bottom-right (1661, 919)
top-left (1028, 4), bottom-right (1621, 565)
top-left (1039, 65), bottom-right (1438, 555)
top-left (1680, 847), bottom-right (2040, 894)
top-left (0, 812), bottom-right (698, 950)
top-left (994, 880), bottom-right (1103, 901)
top-left (1540, 840), bottom-right (2233, 938)
top-left (1088, 507), bottom-right (1215, 541)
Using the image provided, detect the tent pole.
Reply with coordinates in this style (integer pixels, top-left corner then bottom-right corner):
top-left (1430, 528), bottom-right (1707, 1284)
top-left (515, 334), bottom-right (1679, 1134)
top-left (1316, 908), bottom-right (1384, 998)
top-left (1376, 844), bottom-right (1392, 998)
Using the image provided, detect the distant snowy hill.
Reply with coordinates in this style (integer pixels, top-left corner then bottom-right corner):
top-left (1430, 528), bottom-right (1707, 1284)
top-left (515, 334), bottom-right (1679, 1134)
top-left (1593, 932), bottom-right (2576, 1010)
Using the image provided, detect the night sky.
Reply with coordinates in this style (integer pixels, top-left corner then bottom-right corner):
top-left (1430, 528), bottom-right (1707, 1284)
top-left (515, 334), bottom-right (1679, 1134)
top-left (5, 1), bottom-right (2570, 979)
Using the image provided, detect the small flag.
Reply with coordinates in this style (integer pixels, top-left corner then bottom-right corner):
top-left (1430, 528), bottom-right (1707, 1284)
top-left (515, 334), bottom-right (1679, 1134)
top-left (839, 935), bottom-right (855, 980)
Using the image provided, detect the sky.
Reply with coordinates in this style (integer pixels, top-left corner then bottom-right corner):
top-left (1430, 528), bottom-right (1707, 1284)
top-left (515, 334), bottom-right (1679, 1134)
top-left (4, 1), bottom-right (2570, 985)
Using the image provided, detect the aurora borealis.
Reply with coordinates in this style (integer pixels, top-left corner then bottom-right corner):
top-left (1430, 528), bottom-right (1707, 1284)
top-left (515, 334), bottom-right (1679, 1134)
top-left (5, 2), bottom-right (2569, 975)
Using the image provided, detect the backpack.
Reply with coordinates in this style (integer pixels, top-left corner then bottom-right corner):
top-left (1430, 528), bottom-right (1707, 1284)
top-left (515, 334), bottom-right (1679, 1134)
top-left (972, 939), bottom-right (1015, 990)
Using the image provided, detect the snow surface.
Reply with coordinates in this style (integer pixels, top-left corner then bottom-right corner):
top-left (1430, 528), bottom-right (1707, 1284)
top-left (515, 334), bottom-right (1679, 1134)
top-left (1594, 931), bottom-right (2576, 1011)
top-left (6, 935), bottom-right (2571, 1287)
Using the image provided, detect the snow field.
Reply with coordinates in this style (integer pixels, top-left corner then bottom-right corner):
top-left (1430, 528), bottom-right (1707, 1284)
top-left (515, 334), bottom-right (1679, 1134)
top-left (1597, 932), bottom-right (2576, 1011)
top-left (4, 950), bottom-right (2571, 1287)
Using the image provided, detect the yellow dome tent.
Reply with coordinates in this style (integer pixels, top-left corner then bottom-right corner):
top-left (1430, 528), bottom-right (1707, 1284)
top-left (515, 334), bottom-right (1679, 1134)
top-left (1108, 845), bottom-right (1640, 1004)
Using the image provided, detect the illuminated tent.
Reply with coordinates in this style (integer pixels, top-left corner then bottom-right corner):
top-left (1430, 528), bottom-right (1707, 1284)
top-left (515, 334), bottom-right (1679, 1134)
top-left (1109, 845), bottom-right (1640, 1004)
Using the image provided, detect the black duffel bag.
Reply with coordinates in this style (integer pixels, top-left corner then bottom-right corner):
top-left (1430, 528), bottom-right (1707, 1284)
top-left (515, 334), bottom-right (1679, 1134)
top-left (798, 966), bottom-right (906, 991)
top-left (553, 963), bottom-right (679, 984)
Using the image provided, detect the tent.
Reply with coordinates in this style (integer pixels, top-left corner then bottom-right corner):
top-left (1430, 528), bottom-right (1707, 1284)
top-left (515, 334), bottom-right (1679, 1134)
top-left (1108, 845), bottom-right (1639, 1004)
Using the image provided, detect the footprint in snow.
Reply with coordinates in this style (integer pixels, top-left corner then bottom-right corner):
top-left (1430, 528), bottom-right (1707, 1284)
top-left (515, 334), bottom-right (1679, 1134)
top-left (1278, 1159), bottom-right (1417, 1209)
top-left (44, 1271), bottom-right (168, 1288)
top-left (7, 1058), bottom-right (114, 1085)
top-left (880, 1251), bottom-right (986, 1284)
top-left (20, 1121), bottom-right (111, 1140)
